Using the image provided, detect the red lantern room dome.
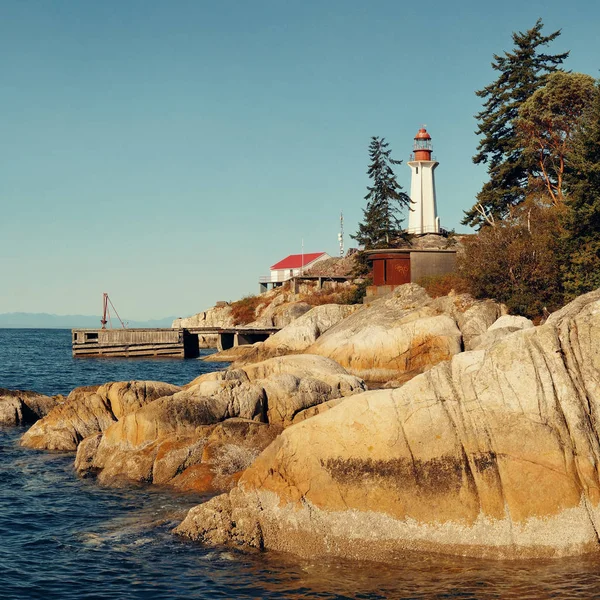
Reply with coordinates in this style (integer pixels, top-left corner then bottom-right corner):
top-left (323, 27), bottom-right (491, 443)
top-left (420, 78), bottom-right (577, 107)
top-left (413, 127), bottom-right (433, 160)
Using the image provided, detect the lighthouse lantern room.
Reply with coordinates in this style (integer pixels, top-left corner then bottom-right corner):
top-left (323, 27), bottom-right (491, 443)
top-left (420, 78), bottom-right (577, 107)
top-left (407, 128), bottom-right (440, 235)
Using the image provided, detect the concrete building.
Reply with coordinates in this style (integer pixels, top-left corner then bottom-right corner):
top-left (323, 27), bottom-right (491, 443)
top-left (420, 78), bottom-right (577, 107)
top-left (259, 252), bottom-right (330, 292)
top-left (364, 247), bottom-right (458, 301)
top-left (407, 128), bottom-right (440, 235)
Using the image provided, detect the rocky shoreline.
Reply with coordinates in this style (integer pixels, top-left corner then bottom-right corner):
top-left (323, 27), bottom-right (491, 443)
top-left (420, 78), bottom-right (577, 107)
top-left (4, 284), bottom-right (600, 561)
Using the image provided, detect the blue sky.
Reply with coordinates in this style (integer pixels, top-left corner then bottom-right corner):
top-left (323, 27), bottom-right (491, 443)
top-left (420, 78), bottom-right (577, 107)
top-left (1, 0), bottom-right (599, 319)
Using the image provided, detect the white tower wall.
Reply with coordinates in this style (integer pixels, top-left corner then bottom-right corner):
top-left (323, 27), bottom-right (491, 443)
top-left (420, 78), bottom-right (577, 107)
top-left (407, 160), bottom-right (439, 234)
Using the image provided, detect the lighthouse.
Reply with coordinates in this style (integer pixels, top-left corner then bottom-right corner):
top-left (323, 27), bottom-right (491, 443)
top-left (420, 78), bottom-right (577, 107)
top-left (407, 128), bottom-right (440, 235)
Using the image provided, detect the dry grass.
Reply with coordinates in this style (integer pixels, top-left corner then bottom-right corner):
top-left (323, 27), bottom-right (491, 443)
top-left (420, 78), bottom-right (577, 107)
top-left (417, 274), bottom-right (472, 299)
top-left (230, 295), bottom-right (264, 325)
top-left (300, 285), bottom-right (362, 306)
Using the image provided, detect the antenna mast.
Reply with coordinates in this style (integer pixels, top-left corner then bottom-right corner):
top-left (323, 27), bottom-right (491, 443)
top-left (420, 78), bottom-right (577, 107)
top-left (338, 212), bottom-right (344, 257)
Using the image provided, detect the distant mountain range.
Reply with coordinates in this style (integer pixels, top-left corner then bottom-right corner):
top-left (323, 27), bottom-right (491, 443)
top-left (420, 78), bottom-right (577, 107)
top-left (0, 313), bottom-right (177, 329)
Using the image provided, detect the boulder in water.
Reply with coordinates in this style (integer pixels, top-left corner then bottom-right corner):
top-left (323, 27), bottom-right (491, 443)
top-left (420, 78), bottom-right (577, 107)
top-left (20, 381), bottom-right (181, 451)
top-left (75, 355), bottom-right (365, 492)
top-left (0, 389), bottom-right (62, 427)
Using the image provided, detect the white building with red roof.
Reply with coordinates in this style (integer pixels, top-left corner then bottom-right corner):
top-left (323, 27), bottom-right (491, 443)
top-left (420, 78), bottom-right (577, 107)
top-left (259, 252), bottom-right (330, 292)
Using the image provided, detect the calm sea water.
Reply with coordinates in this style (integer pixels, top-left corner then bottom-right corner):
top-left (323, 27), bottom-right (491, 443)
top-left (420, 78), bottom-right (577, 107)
top-left (2, 329), bottom-right (600, 599)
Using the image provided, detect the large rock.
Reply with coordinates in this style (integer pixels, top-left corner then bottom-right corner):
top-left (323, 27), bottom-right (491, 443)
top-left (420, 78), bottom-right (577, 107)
top-left (75, 379), bottom-right (277, 487)
top-left (172, 304), bottom-right (234, 329)
top-left (471, 314), bottom-right (535, 351)
top-left (169, 419), bottom-right (280, 493)
top-left (190, 355), bottom-right (366, 426)
top-left (250, 297), bottom-right (313, 329)
top-left (306, 285), bottom-right (461, 383)
top-left (176, 289), bottom-right (600, 561)
top-left (75, 355), bottom-right (366, 491)
top-left (173, 304), bottom-right (235, 348)
top-left (304, 286), bottom-right (505, 383)
top-left (20, 381), bottom-right (180, 451)
top-left (221, 304), bottom-right (358, 365)
top-left (0, 389), bottom-right (62, 426)
top-left (430, 295), bottom-right (505, 351)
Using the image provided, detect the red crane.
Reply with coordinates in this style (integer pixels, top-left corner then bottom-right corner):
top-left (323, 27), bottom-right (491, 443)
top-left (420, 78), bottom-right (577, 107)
top-left (100, 293), bottom-right (126, 329)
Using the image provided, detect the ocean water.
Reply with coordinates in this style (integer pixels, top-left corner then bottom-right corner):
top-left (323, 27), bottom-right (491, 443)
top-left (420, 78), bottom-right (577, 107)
top-left (2, 329), bottom-right (600, 599)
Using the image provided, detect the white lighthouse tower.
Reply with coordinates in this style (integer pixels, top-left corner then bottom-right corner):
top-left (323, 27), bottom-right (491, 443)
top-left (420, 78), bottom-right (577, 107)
top-left (407, 128), bottom-right (440, 234)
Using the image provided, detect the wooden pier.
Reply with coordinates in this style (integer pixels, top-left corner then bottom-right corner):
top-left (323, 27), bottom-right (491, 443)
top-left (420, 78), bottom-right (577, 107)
top-left (71, 328), bottom-right (200, 358)
top-left (71, 326), bottom-right (280, 358)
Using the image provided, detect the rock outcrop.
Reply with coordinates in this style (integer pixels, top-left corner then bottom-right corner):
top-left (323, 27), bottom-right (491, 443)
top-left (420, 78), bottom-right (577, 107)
top-left (172, 304), bottom-right (234, 330)
top-left (251, 303), bottom-right (357, 354)
top-left (20, 381), bottom-right (180, 451)
top-left (207, 304), bottom-right (358, 365)
top-left (0, 389), bottom-right (62, 427)
top-left (172, 304), bottom-right (235, 348)
top-left (306, 285), bottom-right (487, 383)
top-left (176, 289), bottom-right (600, 561)
top-left (250, 296), bottom-right (313, 329)
top-left (75, 355), bottom-right (366, 492)
top-left (470, 314), bottom-right (535, 351)
top-left (205, 285), bottom-right (504, 383)
top-left (428, 295), bottom-right (505, 351)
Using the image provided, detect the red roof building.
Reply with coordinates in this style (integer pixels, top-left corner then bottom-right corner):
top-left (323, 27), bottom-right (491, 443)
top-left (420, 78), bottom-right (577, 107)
top-left (270, 252), bottom-right (327, 270)
top-left (259, 252), bottom-right (330, 292)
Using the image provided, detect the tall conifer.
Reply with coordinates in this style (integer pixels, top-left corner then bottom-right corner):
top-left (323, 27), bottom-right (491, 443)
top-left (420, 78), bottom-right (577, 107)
top-left (353, 137), bottom-right (410, 249)
top-left (561, 82), bottom-right (600, 298)
top-left (464, 19), bottom-right (568, 227)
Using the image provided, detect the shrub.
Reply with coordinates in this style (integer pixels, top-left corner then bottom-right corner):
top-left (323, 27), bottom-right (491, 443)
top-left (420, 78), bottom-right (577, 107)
top-left (299, 279), bottom-right (371, 307)
top-left (230, 295), bottom-right (263, 326)
top-left (416, 274), bottom-right (472, 298)
top-left (458, 200), bottom-right (565, 319)
top-left (339, 277), bottom-right (372, 304)
top-left (301, 290), bottom-right (342, 306)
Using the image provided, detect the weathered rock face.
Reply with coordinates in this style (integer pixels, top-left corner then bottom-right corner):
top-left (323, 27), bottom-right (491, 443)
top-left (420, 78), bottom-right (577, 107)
top-left (303, 285), bottom-right (505, 384)
top-left (176, 289), bottom-right (600, 561)
top-left (75, 383), bottom-right (271, 486)
top-left (215, 304), bottom-right (358, 365)
top-left (20, 381), bottom-right (180, 451)
top-left (189, 355), bottom-right (366, 426)
top-left (0, 389), bottom-right (62, 427)
top-left (255, 303), bottom-right (356, 351)
top-left (429, 295), bottom-right (505, 351)
top-left (172, 304), bottom-right (234, 330)
top-left (306, 285), bottom-right (457, 383)
top-left (237, 355), bottom-right (366, 406)
top-left (75, 355), bottom-right (366, 492)
top-left (170, 419), bottom-right (280, 493)
top-left (470, 314), bottom-right (535, 351)
top-left (250, 297), bottom-right (313, 329)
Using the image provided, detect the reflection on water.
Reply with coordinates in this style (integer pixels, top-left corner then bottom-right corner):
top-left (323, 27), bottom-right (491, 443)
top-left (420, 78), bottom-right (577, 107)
top-left (2, 329), bottom-right (600, 598)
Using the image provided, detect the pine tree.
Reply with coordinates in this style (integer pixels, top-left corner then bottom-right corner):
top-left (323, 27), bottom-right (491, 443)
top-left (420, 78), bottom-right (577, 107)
top-left (516, 72), bottom-right (595, 204)
top-left (353, 137), bottom-right (410, 249)
top-left (561, 82), bottom-right (600, 299)
top-left (463, 19), bottom-right (568, 227)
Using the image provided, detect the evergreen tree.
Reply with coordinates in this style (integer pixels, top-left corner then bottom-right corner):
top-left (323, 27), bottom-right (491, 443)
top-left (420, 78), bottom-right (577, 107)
top-left (463, 19), bottom-right (568, 227)
top-left (517, 72), bottom-right (595, 204)
top-left (561, 82), bottom-right (600, 299)
top-left (353, 136), bottom-right (410, 249)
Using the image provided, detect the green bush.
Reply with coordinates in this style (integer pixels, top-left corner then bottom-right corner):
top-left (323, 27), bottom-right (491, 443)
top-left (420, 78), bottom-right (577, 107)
top-left (458, 201), bottom-right (565, 319)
